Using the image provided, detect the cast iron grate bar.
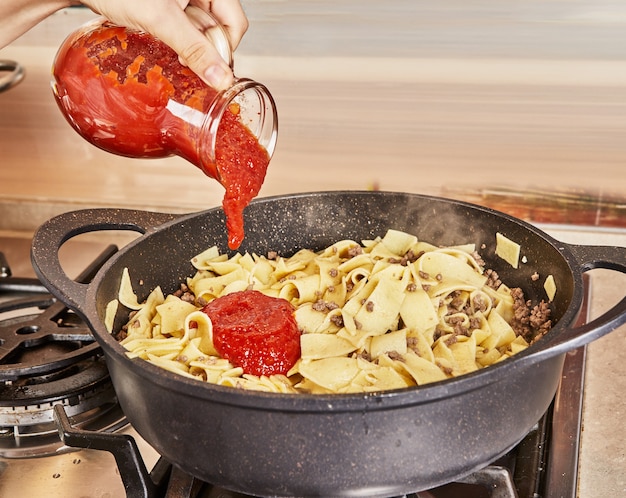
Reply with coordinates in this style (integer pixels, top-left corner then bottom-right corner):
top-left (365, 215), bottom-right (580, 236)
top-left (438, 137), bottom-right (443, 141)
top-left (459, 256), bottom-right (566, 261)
top-left (54, 403), bottom-right (171, 498)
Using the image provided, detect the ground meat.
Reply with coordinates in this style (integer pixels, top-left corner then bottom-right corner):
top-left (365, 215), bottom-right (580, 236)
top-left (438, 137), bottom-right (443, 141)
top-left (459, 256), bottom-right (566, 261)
top-left (448, 320), bottom-right (470, 336)
top-left (172, 282), bottom-right (202, 306)
top-left (530, 301), bottom-right (552, 338)
top-left (330, 314), bottom-right (344, 327)
top-left (510, 287), bottom-right (532, 339)
top-left (311, 300), bottom-right (327, 312)
top-left (446, 314), bottom-right (465, 326)
top-left (433, 327), bottom-right (446, 342)
top-left (448, 292), bottom-right (466, 312)
top-left (387, 351), bottom-right (405, 361)
top-left (436, 361), bottom-right (453, 376)
top-left (445, 335), bottom-right (458, 346)
top-left (356, 350), bottom-right (371, 362)
top-left (472, 293), bottom-right (489, 313)
top-left (180, 292), bottom-right (196, 304)
top-left (510, 287), bottom-right (552, 342)
top-left (484, 269), bottom-right (502, 289)
top-left (472, 251), bottom-right (486, 268)
top-left (347, 245), bottom-right (363, 258)
top-left (388, 249), bottom-right (422, 266)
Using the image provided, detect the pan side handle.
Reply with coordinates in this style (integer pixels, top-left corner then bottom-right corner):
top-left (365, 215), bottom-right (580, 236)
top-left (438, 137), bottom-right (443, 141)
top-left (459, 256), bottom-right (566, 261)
top-left (525, 243), bottom-right (626, 365)
top-left (30, 208), bottom-right (179, 312)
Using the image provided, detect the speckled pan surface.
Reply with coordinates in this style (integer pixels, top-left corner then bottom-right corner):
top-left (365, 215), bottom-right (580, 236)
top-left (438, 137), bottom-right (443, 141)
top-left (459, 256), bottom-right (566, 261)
top-left (31, 191), bottom-right (626, 497)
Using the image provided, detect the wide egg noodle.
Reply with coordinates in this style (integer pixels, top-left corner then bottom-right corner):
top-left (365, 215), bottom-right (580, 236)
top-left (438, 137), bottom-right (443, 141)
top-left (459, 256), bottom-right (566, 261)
top-left (300, 333), bottom-right (357, 360)
top-left (352, 265), bottom-right (408, 337)
top-left (104, 298), bottom-right (119, 333)
top-left (482, 310), bottom-right (517, 350)
top-left (190, 265), bottom-right (248, 301)
top-left (370, 329), bottom-right (407, 359)
top-left (112, 229), bottom-right (544, 394)
top-left (155, 296), bottom-right (198, 337)
top-left (191, 246), bottom-right (223, 269)
top-left (398, 350), bottom-right (448, 385)
top-left (121, 285), bottom-right (165, 340)
top-left (399, 288), bottom-right (438, 339)
top-left (185, 310), bottom-right (218, 356)
top-left (118, 267), bottom-right (142, 310)
top-left (274, 273), bottom-right (321, 305)
top-left (297, 357), bottom-right (361, 392)
top-left (418, 252), bottom-right (487, 290)
top-left (249, 254), bottom-right (274, 285)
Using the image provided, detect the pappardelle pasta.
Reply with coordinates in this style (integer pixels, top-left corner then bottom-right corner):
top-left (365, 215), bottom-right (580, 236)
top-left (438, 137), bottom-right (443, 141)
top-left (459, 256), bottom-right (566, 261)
top-left (109, 229), bottom-right (552, 394)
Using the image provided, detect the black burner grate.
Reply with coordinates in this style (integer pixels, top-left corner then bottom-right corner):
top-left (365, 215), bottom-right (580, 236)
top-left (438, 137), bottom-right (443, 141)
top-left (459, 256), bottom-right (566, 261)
top-left (0, 246), bottom-right (128, 458)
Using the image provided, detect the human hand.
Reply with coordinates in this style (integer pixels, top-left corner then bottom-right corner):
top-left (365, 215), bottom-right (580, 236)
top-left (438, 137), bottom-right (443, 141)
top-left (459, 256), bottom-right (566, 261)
top-left (79, 0), bottom-right (248, 89)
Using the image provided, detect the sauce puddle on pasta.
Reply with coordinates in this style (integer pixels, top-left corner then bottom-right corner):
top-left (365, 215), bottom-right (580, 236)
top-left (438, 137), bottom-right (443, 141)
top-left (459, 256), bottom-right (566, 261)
top-left (201, 290), bottom-right (300, 376)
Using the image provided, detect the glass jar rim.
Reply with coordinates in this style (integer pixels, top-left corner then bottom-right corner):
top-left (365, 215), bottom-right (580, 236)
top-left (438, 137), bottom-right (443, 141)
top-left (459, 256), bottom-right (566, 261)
top-left (200, 78), bottom-right (278, 169)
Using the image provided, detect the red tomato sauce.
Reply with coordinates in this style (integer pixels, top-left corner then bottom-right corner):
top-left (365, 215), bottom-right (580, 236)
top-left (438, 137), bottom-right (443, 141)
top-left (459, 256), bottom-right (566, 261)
top-left (201, 290), bottom-right (301, 377)
top-left (53, 23), bottom-right (270, 249)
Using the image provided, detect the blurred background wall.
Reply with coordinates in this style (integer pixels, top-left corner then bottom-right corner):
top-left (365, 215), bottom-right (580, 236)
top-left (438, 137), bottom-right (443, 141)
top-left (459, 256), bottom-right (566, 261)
top-left (1, 1), bottom-right (625, 230)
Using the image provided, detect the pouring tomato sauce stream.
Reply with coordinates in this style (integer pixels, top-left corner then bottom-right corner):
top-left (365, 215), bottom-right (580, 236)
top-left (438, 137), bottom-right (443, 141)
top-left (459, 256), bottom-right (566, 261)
top-left (52, 23), bottom-right (271, 249)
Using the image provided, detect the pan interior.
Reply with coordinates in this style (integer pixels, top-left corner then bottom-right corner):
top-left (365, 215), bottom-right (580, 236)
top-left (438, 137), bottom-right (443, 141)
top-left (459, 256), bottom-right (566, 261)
top-left (94, 191), bottom-right (577, 395)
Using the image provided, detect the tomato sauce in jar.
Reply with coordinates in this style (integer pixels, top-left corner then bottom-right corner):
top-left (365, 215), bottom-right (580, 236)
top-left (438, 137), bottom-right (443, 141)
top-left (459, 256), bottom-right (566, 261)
top-left (52, 19), bottom-right (277, 249)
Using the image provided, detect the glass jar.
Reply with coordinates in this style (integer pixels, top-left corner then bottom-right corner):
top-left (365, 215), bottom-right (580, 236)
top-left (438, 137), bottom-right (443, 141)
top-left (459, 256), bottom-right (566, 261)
top-left (51, 7), bottom-right (278, 249)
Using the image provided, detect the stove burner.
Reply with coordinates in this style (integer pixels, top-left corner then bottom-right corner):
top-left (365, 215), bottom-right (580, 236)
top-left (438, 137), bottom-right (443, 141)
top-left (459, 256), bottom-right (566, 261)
top-left (0, 246), bottom-right (128, 458)
top-left (0, 296), bottom-right (100, 381)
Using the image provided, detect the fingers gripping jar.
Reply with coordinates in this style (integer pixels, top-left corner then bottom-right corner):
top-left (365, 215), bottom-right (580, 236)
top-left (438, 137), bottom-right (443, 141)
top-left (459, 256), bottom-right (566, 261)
top-left (51, 7), bottom-right (278, 249)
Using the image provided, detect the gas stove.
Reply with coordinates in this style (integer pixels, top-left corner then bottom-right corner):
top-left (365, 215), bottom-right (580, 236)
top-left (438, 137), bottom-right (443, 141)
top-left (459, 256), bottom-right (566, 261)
top-left (0, 227), bottom-right (621, 497)
top-left (0, 246), bottom-right (124, 453)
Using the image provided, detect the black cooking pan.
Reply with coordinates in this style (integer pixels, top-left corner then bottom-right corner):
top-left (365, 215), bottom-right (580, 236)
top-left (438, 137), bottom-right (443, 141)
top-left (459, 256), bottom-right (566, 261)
top-left (31, 191), bottom-right (626, 497)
